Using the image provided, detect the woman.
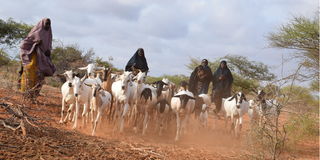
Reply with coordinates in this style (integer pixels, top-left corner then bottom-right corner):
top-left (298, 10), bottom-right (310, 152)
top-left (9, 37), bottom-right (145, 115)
top-left (188, 59), bottom-right (213, 96)
top-left (125, 48), bottom-right (149, 74)
top-left (19, 18), bottom-right (55, 98)
top-left (212, 60), bottom-right (233, 114)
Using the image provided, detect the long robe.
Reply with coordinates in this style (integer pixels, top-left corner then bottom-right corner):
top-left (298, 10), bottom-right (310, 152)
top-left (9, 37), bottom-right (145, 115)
top-left (125, 48), bottom-right (149, 72)
top-left (212, 62), bottom-right (233, 112)
top-left (19, 18), bottom-right (55, 96)
top-left (189, 65), bottom-right (213, 95)
top-left (20, 18), bottom-right (55, 77)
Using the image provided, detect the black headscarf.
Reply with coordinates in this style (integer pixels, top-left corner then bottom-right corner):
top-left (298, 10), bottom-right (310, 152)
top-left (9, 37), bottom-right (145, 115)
top-left (212, 60), bottom-right (233, 92)
top-left (125, 48), bottom-right (149, 72)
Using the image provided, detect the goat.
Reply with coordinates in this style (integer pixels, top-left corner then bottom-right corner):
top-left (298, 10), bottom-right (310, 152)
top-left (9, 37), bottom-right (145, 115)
top-left (111, 71), bottom-right (136, 132)
top-left (72, 74), bottom-right (99, 129)
top-left (171, 88), bottom-right (195, 141)
top-left (100, 67), bottom-right (113, 93)
top-left (253, 89), bottom-right (280, 126)
top-left (134, 79), bottom-right (168, 135)
top-left (78, 63), bottom-right (104, 78)
top-left (155, 99), bottom-right (171, 136)
top-left (153, 78), bottom-right (175, 136)
top-left (59, 70), bottom-right (77, 124)
top-left (199, 104), bottom-right (209, 128)
top-left (197, 94), bottom-right (211, 128)
top-left (85, 83), bottom-right (112, 136)
top-left (222, 92), bottom-right (248, 137)
top-left (160, 78), bottom-right (176, 103)
top-left (130, 71), bottom-right (148, 133)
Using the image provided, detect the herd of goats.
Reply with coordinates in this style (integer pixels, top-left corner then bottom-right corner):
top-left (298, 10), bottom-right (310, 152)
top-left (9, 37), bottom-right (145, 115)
top-left (58, 63), bottom-right (279, 141)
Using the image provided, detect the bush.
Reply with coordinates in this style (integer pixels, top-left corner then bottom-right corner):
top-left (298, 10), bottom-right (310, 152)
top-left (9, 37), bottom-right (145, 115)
top-left (0, 64), bottom-right (20, 90)
top-left (286, 113), bottom-right (319, 141)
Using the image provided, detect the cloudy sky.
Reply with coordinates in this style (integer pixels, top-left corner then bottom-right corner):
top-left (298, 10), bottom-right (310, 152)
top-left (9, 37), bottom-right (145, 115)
top-left (0, 0), bottom-right (317, 77)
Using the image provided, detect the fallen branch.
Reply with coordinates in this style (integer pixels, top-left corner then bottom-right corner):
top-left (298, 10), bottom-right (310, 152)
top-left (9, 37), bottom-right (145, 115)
top-left (130, 147), bottom-right (165, 158)
top-left (0, 143), bottom-right (19, 149)
top-left (0, 102), bottom-right (43, 136)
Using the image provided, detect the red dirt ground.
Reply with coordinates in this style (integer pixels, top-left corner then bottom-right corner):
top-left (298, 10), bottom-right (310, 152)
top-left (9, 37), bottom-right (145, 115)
top-left (0, 85), bottom-right (318, 160)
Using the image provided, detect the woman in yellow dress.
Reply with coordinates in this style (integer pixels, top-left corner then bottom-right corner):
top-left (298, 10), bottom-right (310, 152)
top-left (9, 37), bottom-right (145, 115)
top-left (19, 18), bottom-right (55, 98)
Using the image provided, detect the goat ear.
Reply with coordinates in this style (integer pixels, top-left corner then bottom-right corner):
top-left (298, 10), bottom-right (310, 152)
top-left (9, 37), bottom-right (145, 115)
top-left (72, 72), bottom-right (80, 78)
top-left (78, 66), bottom-right (88, 70)
top-left (161, 81), bottom-right (168, 85)
top-left (228, 94), bottom-right (237, 101)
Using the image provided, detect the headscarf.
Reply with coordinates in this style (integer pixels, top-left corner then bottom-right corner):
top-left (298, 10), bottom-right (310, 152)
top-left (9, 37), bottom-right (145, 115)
top-left (20, 18), bottom-right (55, 76)
top-left (125, 48), bottom-right (149, 72)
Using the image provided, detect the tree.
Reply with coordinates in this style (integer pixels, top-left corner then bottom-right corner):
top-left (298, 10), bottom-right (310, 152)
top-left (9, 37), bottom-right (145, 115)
top-left (51, 44), bottom-right (96, 74)
top-left (0, 49), bottom-right (11, 66)
top-left (281, 85), bottom-right (319, 112)
top-left (0, 18), bottom-right (32, 47)
top-left (146, 74), bottom-right (189, 86)
top-left (268, 15), bottom-right (319, 87)
top-left (95, 56), bottom-right (113, 68)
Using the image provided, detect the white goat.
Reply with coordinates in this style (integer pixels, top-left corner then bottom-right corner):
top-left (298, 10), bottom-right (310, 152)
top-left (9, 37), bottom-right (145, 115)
top-left (222, 92), bottom-right (248, 137)
top-left (160, 78), bottom-right (175, 101)
top-left (85, 83), bottom-right (112, 136)
top-left (72, 75), bottom-right (98, 129)
top-left (136, 79), bottom-right (169, 135)
top-left (171, 89), bottom-right (195, 141)
top-left (111, 71), bottom-right (136, 132)
top-left (59, 70), bottom-right (76, 124)
top-left (131, 71), bottom-right (149, 133)
top-left (78, 63), bottom-right (104, 78)
top-left (199, 104), bottom-right (209, 128)
top-left (193, 94), bottom-right (211, 129)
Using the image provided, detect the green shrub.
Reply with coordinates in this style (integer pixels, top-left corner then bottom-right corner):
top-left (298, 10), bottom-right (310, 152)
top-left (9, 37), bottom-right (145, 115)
top-left (286, 113), bottom-right (319, 141)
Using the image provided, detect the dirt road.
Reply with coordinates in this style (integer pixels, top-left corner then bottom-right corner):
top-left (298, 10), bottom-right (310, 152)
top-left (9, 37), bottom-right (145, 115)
top-left (0, 86), bottom-right (318, 160)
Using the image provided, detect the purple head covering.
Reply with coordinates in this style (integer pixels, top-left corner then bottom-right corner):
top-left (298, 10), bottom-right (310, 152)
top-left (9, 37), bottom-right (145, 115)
top-left (20, 18), bottom-right (55, 76)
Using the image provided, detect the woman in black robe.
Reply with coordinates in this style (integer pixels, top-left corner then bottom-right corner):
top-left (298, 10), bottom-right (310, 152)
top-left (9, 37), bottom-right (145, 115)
top-left (212, 60), bottom-right (233, 114)
top-left (188, 59), bottom-right (213, 96)
top-left (125, 48), bottom-right (149, 74)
